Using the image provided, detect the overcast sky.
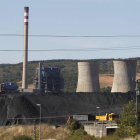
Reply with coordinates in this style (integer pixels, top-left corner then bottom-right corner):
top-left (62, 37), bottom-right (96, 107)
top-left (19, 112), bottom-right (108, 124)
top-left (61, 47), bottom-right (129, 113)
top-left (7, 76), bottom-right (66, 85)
top-left (0, 0), bottom-right (140, 63)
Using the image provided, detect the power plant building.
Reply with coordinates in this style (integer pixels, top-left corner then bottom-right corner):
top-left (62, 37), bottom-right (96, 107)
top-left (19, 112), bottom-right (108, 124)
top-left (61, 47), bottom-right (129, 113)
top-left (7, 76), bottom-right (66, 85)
top-left (76, 62), bottom-right (100, 92)
top-left (35, 65), bottom-right (61, 92)
top-left (111, 60), bottom-right (137, 93)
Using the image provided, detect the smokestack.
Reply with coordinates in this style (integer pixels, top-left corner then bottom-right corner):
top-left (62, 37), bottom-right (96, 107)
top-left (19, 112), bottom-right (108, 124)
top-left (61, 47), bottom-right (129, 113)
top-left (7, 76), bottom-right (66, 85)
top-left (38, 63), bottom-right (42, 90)
top-left (76, 62), bottom-right (100, 92)
top-left (111, 60), bottom-right (137, 93)
top-left (22, 7), bottom-right (29, 89)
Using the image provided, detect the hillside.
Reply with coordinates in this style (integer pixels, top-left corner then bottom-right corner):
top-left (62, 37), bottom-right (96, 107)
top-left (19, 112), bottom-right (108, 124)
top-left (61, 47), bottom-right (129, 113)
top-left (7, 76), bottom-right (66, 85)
top-left (0, 92), bottom-right (137, 126)
top-left (0, 58), bottom-right (140, 92)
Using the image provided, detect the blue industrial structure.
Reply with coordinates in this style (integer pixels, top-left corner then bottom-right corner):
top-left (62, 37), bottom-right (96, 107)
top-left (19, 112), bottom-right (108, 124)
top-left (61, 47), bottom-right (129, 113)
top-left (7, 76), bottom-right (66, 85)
top-left (0, 82), bottom-right (19, 93)
top-left (35, 64), bottom-right (61, 92)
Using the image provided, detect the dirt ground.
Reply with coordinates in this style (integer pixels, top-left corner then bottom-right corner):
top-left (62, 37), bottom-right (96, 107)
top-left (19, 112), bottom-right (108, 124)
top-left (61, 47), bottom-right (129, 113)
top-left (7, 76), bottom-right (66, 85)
top-left (19, 73), bottom-right (140, 89)
top-left (99, 73), bottom-right (140, 89)
top-left (99, 74), bottom-right (114, 88)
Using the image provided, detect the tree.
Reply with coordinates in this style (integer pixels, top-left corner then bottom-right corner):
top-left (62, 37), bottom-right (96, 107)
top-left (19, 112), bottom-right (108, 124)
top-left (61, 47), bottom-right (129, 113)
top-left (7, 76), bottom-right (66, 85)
top-left (112, 100), bottom-right (140, 138)
top-left (119, 100), bottom-right (140, 127)
top-left (101, 86), bottom-right (111, 93)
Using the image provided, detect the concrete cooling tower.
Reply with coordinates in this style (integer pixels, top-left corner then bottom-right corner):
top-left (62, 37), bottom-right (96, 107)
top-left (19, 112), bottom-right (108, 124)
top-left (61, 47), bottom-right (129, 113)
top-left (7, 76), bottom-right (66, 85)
top-left (76, 62), bottom-right (100, 92)
top-left (111, 60), bottom-right (137, 93)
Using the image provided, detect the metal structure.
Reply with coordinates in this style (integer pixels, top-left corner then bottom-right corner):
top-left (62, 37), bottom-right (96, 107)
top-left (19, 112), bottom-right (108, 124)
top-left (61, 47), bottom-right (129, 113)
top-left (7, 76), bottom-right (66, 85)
top-left (22, 7), bottom-right (29, 89)
top-left (96, 107), bottom-right (100, 137)
top-left (111, 60), bottom-right (137, 93)
top-left (36, 104), bottom-right (41, 140)
top-left (0, 82), bottom-right (18, 93)
top-left (76, 62), bottom-right (100, 92)
top-left (38, 63), bottom-right (42, 90)
top-left (35, 64), bottom-right (61, 92)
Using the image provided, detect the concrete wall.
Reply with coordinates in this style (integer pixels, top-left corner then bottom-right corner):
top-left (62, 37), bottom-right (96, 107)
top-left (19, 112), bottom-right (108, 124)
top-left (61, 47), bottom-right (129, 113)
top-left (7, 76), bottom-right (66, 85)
top-left (83, 121), bottom-right (118, 137)
top-left (84, 124), bottom-right (106, 137)
top-left (111, 60), bottom-right (137, 93)
top-left (76, 62), bottom-right (100, 92)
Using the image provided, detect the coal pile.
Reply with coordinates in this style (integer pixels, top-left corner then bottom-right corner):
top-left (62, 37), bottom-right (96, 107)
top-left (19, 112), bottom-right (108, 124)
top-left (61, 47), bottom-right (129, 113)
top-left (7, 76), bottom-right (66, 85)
top-left (0, 92), bottom-right (137, 126)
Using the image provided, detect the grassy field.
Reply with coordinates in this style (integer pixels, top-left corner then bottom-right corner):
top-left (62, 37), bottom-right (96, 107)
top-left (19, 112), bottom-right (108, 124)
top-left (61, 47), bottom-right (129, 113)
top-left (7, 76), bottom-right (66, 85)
top-left (0, 124), bottom-right (140, 140)
top-left (0, 124), bottom-right (70, 140)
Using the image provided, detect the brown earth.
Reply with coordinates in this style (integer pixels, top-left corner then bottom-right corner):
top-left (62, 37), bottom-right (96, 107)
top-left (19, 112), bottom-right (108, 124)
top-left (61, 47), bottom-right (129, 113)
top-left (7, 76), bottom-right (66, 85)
top-left (99, 74), bottom-right (114, 88)
top-left (99, 73), bottom-right (140, 89)
top-left (19, 73), bottom-right (140, 90)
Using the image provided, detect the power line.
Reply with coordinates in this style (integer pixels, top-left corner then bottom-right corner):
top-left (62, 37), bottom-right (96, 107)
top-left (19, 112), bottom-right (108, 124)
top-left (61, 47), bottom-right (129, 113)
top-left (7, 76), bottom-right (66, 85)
top-left (0, 46), bottom-right (140, 51)
top-left (1, 34), bottom-right (140, 37)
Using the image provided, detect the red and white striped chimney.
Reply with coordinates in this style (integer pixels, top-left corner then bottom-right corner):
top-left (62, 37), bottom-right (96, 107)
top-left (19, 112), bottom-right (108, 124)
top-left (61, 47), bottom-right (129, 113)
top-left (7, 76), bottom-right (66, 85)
top-left (24, 7), bottom-right (29, 25)
top-left (22, 7), bottom-right (29, 89)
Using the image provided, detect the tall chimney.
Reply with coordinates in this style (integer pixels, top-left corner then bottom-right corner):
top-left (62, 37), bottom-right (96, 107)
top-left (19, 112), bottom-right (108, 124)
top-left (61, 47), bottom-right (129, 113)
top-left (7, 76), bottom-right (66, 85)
top-left (22, 7), bottom-right (29, 89)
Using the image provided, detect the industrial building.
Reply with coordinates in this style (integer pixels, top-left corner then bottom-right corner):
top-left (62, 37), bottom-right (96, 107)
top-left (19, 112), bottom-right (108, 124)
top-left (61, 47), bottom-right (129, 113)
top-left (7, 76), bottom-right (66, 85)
top-left (111, 60), bottom-right (137, 93)
top-left (76, 61), bottom-right (100, 92)
top-left (34, 64), bottom-right (61, 92)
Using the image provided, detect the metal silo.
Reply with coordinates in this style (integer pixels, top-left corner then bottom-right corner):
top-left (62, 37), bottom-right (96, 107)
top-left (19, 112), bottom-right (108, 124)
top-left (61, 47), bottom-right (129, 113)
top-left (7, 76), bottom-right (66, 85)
top-left (76, 62), bottom-right (100, 92)
top-left (111, 60), bottom-right (137, 93)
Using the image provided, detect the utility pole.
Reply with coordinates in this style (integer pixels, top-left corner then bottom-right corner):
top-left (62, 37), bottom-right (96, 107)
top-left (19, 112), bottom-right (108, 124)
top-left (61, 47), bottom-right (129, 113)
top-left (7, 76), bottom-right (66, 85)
top-left (135, 79), bottom-right (140, 121)
top-left (96, 107), bottom-right (100, 137)
top-left (135, 79), bottom-right (140, 140)
top-left (136, 80), bottom-right (140, 119)
top-left (37, 104), bottom-right (41, 140)
top-left (136, 80), bottom-right (138, 120)
top-left (33, 120), bottom-right (36, 140)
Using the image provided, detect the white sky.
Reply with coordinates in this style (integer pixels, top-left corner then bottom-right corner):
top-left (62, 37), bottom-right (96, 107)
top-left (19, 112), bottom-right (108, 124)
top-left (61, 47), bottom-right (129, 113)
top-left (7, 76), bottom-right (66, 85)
top-left (0, 0), bottom-right (140, 63)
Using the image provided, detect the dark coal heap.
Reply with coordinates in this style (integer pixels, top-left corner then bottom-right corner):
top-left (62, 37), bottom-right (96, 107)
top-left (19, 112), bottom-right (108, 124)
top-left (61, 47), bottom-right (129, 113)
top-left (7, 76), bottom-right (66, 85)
top-left (0, 92), bottom-right (137, 126)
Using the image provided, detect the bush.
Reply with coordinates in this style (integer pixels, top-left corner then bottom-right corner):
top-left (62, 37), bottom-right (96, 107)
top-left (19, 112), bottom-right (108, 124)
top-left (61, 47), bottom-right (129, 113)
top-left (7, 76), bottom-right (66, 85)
top-left (114, 126), bottom-right (137, 138)
top-left (83, 135), bottom-right (98, 140)
top-left (101, 86), bottom-right (111, 93)
top-left (12, 135), bottom-right (33, 140)
top-left (68, 119), bottom-right (80, 131)
top-left (47, 119), bottom-right (52, 125)
top-left (66, 129), bottom-right (87, 140)
top-left (100, 134), bottom-right (120, 140)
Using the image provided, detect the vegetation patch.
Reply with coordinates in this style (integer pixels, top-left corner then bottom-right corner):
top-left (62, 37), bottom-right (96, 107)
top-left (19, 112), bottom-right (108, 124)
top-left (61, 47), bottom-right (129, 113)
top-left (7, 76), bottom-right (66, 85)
top-left (12, 135), bottom-right (33, 140)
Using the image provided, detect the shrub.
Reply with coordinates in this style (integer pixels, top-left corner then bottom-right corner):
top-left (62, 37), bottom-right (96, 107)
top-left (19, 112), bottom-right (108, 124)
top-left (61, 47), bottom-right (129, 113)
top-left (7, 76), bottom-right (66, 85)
top-left (80, 125), bottom-right (84, 130)
top-left (100, 134), bottom-right (120, 140)
top-left (47, 119), bottom-right (52, 125)
top-left (114, 126), bottom-right (137, 138)
top-left (12, 135), bottom-right (33, 140)
top-left (66, 129), bottom-right (87, 140)
top-left (101, 86), bottom-right (111, 93)
top-left (83, 135), bottom-right (98, 140)
top-left (68, 119), bottom-right (80, 131)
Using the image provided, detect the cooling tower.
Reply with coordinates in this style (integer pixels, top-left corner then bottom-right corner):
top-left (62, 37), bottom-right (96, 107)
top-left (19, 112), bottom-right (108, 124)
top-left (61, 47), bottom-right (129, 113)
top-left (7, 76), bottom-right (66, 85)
top-left (76, 62), bottom-right (100, 92)
top-left (111, 60), bottom-right (137, 93)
